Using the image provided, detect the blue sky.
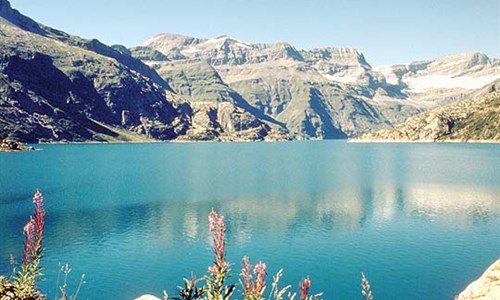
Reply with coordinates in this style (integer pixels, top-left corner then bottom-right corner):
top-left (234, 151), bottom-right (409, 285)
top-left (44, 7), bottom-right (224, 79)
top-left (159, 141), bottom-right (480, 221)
top-left (9, 0), bottom-right (500, 66)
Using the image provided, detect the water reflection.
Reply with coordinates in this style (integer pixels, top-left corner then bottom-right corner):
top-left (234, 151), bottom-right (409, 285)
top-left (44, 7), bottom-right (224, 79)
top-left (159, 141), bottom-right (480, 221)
top-left (402, 184), bottom-right (499, 225)
top-left (7, 184), bottom-right (492, 259)
top-left (1, 183), bottom-right (498, 263)
top-left (0, 142), bottom-right (499, 299)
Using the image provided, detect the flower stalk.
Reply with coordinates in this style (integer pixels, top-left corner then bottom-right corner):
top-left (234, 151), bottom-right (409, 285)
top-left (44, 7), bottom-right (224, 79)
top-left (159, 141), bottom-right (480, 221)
top-left (14, 190), bottom-right (46, 299)
top-left (206, 209), bottom-right (234, 300)
top-left (240, 256), bottom-right (267, 300)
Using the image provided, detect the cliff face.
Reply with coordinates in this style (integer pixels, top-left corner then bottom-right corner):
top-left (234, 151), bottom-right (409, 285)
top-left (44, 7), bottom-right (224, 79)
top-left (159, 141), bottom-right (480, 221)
top-left (456, 259), bottom-right (500, 300)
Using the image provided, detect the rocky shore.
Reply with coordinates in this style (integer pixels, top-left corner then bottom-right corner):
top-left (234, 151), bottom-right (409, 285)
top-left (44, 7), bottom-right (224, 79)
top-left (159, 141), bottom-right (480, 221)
top-left (456, 259), bottom-right (500, 299)
top-left (0, 139), bottom-right (34, 152)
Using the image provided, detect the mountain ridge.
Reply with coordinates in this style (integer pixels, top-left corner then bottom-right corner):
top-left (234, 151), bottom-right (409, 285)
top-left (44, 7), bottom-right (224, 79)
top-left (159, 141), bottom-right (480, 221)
top-left (139, 32), bottom-right (499, 139)
top-left (1, 0), bottom-right (498, 143)
top-left (0, 0), bottom-right (284, 143)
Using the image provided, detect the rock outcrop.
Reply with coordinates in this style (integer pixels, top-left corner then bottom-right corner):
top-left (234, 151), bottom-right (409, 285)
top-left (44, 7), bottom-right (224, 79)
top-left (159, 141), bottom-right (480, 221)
top-left (176, 101), bottom-right (288, 142)
top-left (456, 259), bottom-right (500, 300)
top-left (0, 138), bottom-right (34, 152)
top-left (355, 89), bottom-right (500, 142)
top-left (134, 295), bottom-right (161, 300)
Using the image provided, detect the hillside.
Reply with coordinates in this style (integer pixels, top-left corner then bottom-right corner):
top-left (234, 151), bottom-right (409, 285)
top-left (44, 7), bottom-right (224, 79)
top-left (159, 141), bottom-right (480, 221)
top-left (355, 86), bottom-right (500, 142)
top-left (0, 0), bottom-right (284, 143)
top-left (1, 0), bottom-right (499, 143)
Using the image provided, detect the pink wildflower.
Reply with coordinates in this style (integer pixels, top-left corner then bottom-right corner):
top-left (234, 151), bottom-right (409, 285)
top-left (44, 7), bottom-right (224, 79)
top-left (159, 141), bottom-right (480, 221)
top-left (240, 256), bottom-right (267, 296)
top-left (22, 217), bottom-right (36, 266)
top-left (208, 209), bottom-right (225, 233)
top-left (21, 190), bottom-right (46, 266)
top-left (208, 265), bottom-right (217, 276)
top-left (208, 209), bottom-right (229, 276)
top-left (32, 189), bottom-right (45, 253)
top-left (253, 261), bottom-right (267, 294)
top-left (33, 189), bottom-right (43, 207)
top-left (299, 277), bottom-right (311, 300)
top-left (208, 210), bottom-right (217, 232)
top-left (241, 256), bottom-right (253, 289)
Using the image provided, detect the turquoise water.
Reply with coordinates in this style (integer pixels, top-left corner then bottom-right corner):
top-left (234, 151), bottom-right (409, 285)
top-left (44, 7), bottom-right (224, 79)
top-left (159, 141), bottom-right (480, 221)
top-left (0, 141), bottom-right (499, 299)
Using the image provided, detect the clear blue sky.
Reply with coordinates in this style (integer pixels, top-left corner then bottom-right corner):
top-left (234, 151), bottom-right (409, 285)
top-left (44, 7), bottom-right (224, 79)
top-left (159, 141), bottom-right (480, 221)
top-left (9, 0), bottom-right (500, 66)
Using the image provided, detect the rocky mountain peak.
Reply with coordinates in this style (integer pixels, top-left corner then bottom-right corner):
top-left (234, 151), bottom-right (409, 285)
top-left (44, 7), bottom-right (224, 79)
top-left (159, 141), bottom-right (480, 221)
top-left (144, 33), bottom-right (305, 65)
top-left (261, 42), bottom-right (304, 61)
top-left (198, 35), bottom-right (252, 51)
top-left (144, 33), bottom-right (202, 59)
top-left (0, 0), bottom-right (11, 11)
top-left (410, 51), bottom-right (498, 77)
top-left (436, 51), bottom-right (490, 65)
top-left (210, 34), bottom-right (246, 45)
top-left (146, 33), bottom-right (200, 46)
top-left (0, 0), bottom-right (46, 35)
top-left (375, 51), bottom-right (500, 92)
top-left (301, 47), bottom-right (370, 68)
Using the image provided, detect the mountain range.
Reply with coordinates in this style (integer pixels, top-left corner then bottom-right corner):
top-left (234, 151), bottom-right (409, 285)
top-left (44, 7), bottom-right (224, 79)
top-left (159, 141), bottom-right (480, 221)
top-left (140, 34), bottom-right (500, 139)
top-left (0, 0), bottom-right (499, 143)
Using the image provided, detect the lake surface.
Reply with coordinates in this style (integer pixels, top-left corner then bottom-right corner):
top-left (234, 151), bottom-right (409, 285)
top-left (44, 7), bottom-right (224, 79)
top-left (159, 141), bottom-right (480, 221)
top-left (0, 141), bottom-right (499, 299)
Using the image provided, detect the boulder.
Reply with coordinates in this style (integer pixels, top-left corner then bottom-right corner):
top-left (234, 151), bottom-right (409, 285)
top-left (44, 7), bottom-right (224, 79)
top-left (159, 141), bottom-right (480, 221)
top-left (134, 295), bottom-right (161, 300)
top-left (456, 259), bottom-right (500, 299)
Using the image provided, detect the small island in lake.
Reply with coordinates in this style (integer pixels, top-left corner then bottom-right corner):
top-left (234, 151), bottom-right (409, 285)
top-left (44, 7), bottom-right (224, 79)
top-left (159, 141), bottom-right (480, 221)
top-left (0, 138), bottom-right (34, 152)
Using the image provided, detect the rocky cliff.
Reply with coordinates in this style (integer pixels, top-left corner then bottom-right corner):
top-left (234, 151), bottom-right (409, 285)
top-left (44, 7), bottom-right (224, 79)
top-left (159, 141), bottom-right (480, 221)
top-left (0, 0), bottom-right (283, 143)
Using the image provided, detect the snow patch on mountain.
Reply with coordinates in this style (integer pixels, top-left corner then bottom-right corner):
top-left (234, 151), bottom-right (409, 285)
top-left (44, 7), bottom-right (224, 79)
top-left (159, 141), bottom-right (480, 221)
top-left (319, 73), bottom-right (358, 84)
top-left (204, 35), bottom-right (251, 48)
top-left (406, 74), bottom-right (500, 92)
top-left (375, 65), bottom-right (402, 85)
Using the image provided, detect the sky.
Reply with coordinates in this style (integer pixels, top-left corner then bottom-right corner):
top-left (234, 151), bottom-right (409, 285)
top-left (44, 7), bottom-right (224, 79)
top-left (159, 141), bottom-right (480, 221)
top-left (8, 0), bottom-right (500, 66)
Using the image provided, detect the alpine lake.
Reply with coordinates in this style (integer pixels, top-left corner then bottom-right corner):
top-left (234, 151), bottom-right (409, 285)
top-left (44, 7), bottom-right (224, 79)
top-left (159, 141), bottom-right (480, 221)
top-left (0, 141), bottom-right (499, 299)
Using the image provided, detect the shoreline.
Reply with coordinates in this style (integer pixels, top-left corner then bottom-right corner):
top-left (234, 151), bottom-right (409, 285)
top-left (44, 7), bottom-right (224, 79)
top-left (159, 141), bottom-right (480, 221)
top-left (348, 139), bottom-right (500, 144)
top-left (2, 138), bottom-right (499, 150)
top-left (0, 140), bottom-right (36, 152)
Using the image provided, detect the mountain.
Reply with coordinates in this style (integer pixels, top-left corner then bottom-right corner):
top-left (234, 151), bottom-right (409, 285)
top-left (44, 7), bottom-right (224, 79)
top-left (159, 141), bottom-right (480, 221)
top-left (139, 33), bottom-right (500, 139)
top-left (355, 83), bottom-right (500, 142)
top-left (0, 0), bottom-right (283, 143)
top-left (375, 52), bottom-right (500, 102)
top-left (1, 0), bottom-right (498, 143)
